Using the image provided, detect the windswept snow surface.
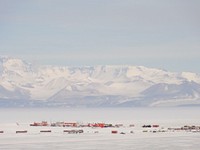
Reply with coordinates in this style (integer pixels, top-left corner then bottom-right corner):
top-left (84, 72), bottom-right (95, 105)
top-left (1, 131), bottom-right (200, 150)
top-left (0, 108), bottom-right (200, 150)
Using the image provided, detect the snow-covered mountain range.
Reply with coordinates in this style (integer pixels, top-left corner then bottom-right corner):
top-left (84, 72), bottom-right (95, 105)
top-left (0, 56), bottom-right (200, 107)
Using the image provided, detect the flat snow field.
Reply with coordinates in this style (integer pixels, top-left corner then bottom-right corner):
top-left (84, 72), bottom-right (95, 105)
top-left (0, 107), bottom-right (200, 150)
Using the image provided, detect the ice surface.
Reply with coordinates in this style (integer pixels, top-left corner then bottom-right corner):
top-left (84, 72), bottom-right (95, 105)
top-left (0, 107), bottom-right (200, 149)
top-left (0, 132), bottom-right (200, 150)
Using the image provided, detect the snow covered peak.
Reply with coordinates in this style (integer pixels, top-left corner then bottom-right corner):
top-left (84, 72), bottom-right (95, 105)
top-left (0, 56), bottom-right (200, 107)
top-left (0, 56), bottom-right (199, 85)
top-left (0, 56), bottom-right (32, 73)
top-left (181, 72), bottom-right (200, 83)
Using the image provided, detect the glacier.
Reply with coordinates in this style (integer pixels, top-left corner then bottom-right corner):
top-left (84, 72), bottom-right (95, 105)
top-left (0, 56), bottom-right (200, 107)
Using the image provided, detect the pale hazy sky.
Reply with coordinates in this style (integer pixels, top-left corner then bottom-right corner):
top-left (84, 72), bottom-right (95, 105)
top-left (0, 0), bottom-right (200, 72)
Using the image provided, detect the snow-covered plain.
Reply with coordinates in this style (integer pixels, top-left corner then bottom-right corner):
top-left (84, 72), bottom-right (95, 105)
top-left (0, 107), bottom-right (200, 149)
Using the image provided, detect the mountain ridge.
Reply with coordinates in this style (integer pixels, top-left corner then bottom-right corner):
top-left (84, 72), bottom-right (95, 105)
top-left (0, 56), bottom-right (200, 107)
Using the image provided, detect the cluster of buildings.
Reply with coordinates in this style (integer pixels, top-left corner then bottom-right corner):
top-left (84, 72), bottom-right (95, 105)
top-left (29, 121), bottom-right (125, 128)
top-left (168, 125), bottom-right (200, 132)
top-left (1, 121), bottom-right (200, 135)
